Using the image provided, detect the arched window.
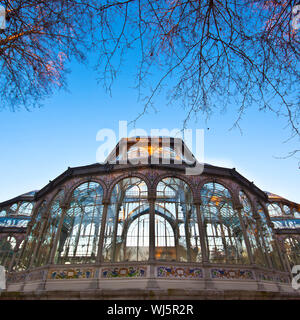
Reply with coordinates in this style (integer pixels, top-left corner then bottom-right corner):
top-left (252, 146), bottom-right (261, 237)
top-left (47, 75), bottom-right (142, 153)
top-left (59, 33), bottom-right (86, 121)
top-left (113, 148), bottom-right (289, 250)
top-left (267, 203), bottom-right (282, 217)
top-left (294, 210), bottom-right (300, 218)
top-left (16, 201), bottom-right (46, 270)
top-left (201, 182), bottom-right (248, 264)
top-left (284, 236), bottom-right (300, 268)
top-left (9, 203), bottom-right (18, 215)
top-left (155, 177), bottom-right (201, 262)
top-left (0, 210), bottom-right (6, 217)
top-left (18, 202), bottom-right (33, 216)
top-left (239, 191), bottom-right (268, 267)
top-left (33, 190), bottom-right (65, 267)
top-left (257, 203), bottom-right (284, 271)
top-left (0, 236), bottom-right (16, 269)
top-left (282, 205), bottom-right (291, 215)
top-left (55, 182), bottom-right (104, 264)
top-left (102, 177), bottom-right (149, 262)
top-left (5, 202), bottom-right (33, 217)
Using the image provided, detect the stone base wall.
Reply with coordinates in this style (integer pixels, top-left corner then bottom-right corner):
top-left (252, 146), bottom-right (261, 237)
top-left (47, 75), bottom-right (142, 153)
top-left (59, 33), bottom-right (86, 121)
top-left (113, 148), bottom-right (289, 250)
top-left (3, 262), bottom-right (300, 299)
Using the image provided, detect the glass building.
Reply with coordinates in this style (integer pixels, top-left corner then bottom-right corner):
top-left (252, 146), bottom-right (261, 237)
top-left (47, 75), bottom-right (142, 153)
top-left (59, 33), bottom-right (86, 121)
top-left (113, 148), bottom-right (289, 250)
top-left (0, 137), bottom-right (299, 299)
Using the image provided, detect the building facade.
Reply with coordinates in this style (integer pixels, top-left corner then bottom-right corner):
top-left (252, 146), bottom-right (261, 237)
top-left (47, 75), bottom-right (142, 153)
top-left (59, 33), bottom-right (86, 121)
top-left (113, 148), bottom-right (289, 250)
top-left (0, 137), bottom-right (299, 299)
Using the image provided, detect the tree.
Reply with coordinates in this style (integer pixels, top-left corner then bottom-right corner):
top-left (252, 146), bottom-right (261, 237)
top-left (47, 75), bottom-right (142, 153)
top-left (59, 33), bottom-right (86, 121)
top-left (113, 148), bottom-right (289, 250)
top-left (0, 0), bottom-right (97, 110)
top-left (0, 1), bottom-right (299, 150)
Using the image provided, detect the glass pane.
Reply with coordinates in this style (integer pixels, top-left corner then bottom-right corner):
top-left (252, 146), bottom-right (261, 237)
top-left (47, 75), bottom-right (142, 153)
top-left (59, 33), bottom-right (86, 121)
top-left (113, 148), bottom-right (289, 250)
top-left (239, 191), bottom-right (268, 267)
top-left (155, 177), bottom-right (201, 262)
top-left (103, 177), bottom-right (149, 262)
top-left (18, 202), bottom-right (33, 216)
top-left (257, 203), bottom-right (284, 271)
top-left (0, 236), bottom-right (16, 269)
top-left (201, 183), bottom-right (248, 264)
top-left (33, 190), bottom-right (64, 267)
top-left (55, 182), bottom-right (103, 264)
top-left (267, 203), bottom-right (282, 217)
top-left (16, 201), bottom-right (46, 270)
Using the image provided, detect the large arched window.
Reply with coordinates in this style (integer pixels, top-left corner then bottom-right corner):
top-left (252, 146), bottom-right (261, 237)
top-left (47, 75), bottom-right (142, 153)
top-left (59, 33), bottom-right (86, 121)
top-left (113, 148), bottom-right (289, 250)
top-left (54, 182), bottom-right (104, 264)
top-left (16, 201), bottom-right (46, 270)
top-left (0, 236), bottom-right (16, 270)
top-left (257, 203), bottom-right (284, 271)
top-left (33, 190), bottom-right (65, 267)
top-left (155, 177), bottom-right (201, 262)
top-left (283, 236), bottom-right (300, 268)
top-left (201, 183), bottom-right (248, 264)
top-left (102, 177), bottom-right (149, 262)
top-left (239, 191), bottom-right (268, 267)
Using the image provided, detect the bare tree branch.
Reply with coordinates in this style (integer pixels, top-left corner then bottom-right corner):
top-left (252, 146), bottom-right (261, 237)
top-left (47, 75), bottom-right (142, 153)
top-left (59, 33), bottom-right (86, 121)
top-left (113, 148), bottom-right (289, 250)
top-left (0, 0), bottom-right (299, 157)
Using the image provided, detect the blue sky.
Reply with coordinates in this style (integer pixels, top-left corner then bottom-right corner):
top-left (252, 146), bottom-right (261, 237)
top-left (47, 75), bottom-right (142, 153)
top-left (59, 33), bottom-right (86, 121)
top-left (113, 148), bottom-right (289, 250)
top-left (0, 58), bottom-right (299, 204)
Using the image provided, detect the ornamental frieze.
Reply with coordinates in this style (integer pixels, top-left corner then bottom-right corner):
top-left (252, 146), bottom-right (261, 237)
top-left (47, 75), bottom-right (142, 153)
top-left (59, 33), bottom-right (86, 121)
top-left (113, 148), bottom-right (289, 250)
top-left (211, 268), bottom-right (254, 280)
top-left (101, 266), bottom-right (147, 278)
top-left (48, 268), bottom-right (94, 280)
top-left (157, 266), bottom-right (203, 279)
